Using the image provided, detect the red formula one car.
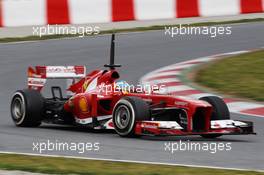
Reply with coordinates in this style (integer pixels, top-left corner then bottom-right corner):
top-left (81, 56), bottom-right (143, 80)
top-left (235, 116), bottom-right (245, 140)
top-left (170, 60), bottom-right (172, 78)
top-left (10, 34), bottom-right (255, 138)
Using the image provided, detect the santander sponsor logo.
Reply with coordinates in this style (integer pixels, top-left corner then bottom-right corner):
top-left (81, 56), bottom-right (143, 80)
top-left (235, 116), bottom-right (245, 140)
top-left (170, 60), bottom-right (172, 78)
top-left (28, 78), bottom-right (46, 86)
top-left (46, 66), bottom-right (76, 74)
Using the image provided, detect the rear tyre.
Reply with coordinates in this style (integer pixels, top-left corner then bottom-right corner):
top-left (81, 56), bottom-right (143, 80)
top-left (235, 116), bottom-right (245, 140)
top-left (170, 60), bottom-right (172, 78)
top-left (199, 96), bottom-right (230, 139)
top-left (113, 96), bottom-right (150, 137)
top-left (11, 89), bottom-right (44, 127)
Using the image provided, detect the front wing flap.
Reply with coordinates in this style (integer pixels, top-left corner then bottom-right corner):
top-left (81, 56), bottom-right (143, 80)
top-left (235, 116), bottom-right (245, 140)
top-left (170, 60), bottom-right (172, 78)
top-left (135, 120), bottom-right (255, 136)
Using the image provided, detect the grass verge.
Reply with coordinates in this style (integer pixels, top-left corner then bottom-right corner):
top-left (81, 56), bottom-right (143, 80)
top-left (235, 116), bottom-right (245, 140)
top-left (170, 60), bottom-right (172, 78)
top-left (0, 18), bottom-right (264, 43)
top-left (195, 49), bottom-right (264, 101)
top-left (0, 153), bottom-right (263, 175)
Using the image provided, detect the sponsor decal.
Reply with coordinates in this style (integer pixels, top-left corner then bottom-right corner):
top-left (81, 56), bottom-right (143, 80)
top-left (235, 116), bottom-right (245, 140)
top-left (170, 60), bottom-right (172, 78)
top-left (45, 66), bottom-right (86, 78)
top-left (47, 66), bottom-right (76, 74)
top-left (175, 101), bottom-right (188, 107)
top-left (28, 78), bottom-right (46, 87)
top-left (79, 96), bottom-right (89, 113)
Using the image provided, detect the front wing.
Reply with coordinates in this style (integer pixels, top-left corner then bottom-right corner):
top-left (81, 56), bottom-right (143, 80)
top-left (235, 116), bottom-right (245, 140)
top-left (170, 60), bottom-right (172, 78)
top-left (134, 120), bottom-right (255, 136)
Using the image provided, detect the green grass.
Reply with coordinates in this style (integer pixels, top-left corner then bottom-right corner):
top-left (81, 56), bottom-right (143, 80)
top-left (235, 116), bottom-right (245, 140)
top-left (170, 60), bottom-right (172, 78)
top-left (0, 154), bottom-right (263, 175)
top-left (195, 49), bottom-right (264, 101)
top-left (0, 18), bottom-right (264, 43)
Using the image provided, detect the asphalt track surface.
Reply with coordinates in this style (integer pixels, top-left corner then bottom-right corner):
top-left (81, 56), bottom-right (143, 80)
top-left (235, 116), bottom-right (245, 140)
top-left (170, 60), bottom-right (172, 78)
top-left (0, 22), bottom-right (264, 170)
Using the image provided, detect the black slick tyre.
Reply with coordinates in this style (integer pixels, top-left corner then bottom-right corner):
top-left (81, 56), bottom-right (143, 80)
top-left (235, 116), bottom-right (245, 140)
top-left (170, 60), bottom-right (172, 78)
top-left (113, 96), bottom-right (150, 137)
top-left (11, 89), bottom-right (44, 127)
top-left (199, 96), bottom-right (230, 139)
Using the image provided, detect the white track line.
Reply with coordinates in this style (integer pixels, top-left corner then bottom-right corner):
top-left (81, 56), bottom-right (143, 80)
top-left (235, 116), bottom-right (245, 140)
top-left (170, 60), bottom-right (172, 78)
top-left (220, 50), bottom-right (249, 56)
top-left (0, 151), bottom-right (263, 172)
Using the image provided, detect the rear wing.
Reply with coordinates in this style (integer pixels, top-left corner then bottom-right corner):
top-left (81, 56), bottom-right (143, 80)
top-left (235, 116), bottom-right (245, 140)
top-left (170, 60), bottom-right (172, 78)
top-left (28, 66), bottom-right (86, 91)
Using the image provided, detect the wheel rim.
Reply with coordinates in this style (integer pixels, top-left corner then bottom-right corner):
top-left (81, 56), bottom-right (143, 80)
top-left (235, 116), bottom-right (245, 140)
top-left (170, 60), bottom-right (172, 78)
top-left (11, 96), bottom-right (25, 120)
top-left (115, 105), bottom-right (131, 129)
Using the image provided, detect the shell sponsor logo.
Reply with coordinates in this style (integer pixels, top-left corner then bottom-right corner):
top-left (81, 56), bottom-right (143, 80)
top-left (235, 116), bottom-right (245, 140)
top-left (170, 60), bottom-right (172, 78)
top-left (79, 96), bottom-right (89, 113)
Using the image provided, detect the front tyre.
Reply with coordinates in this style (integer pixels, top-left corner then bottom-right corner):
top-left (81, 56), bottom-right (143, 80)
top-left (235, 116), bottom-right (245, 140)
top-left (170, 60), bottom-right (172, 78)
top-left (199, 96), bottom-right (230, 139)
top-left (113, 97), bottom-right (150, 137)
top-left (11, 89), bottom-right (44, 127)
